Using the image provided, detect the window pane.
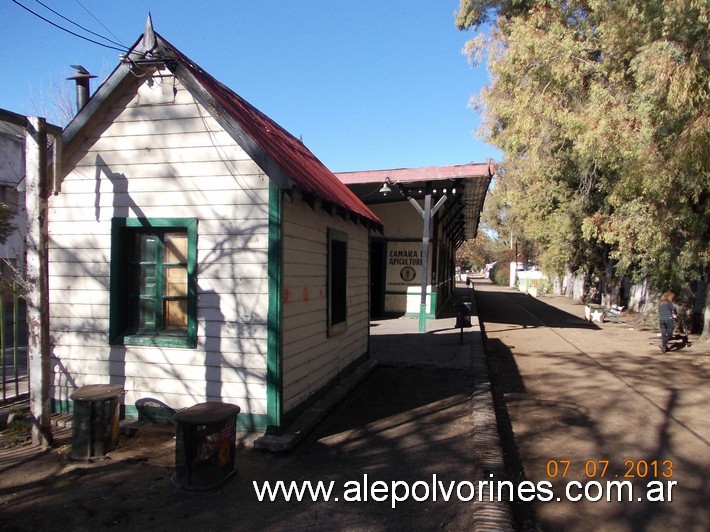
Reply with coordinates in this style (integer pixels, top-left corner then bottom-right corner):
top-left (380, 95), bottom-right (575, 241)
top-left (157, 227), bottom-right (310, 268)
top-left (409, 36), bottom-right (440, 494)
top-left (138, 265), bottom-right (156, 294)
top-left (164, 266), bottom-right (187, 297)
top-left (164, 233), bottom-right (188, 264)
top-left (136, 234), bottom-right (158, 262)
top-left (139, 297), bottom-right (156, 329)
top-left (129, 234), bottom-right (159, 331)
top-left (331, 239), bottom-right (347, 325)
top-left (164, 299), bottom-right (188, 329)
top-left (112, 218), bottom-right (197, 347)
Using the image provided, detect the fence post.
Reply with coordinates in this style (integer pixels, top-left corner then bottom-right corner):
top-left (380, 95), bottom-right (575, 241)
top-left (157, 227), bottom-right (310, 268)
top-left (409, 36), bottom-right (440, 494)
top-left (13, 281), bottom-right (20, 398)
top-left (25, 116), bottom-right (54, 447)
top-left (1, 284), bottom-right (4, 402)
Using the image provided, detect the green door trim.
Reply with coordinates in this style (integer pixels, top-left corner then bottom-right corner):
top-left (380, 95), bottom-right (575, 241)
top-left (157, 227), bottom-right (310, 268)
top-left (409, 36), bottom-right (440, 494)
top-left (266, 182), bottom-right (283, 432)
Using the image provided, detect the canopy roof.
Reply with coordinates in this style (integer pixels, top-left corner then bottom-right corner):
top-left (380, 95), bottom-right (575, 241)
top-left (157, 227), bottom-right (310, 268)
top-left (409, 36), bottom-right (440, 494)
top-left (337, 163), bottom-right (493, 242)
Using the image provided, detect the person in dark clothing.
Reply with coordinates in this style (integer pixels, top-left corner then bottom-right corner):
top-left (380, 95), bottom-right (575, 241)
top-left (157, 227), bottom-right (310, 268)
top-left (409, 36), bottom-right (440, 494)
top-left (658, 291), bottom-right (677, 353)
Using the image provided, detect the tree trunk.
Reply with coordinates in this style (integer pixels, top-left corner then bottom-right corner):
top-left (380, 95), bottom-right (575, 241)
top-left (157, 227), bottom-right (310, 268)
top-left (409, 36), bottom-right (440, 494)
top-left (701, 266), bottom-right (710, 342)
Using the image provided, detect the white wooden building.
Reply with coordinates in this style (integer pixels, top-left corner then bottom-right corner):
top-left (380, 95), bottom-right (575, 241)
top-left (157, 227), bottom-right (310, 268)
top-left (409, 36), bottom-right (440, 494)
top-left (50, 21), bottom-right (381, 432)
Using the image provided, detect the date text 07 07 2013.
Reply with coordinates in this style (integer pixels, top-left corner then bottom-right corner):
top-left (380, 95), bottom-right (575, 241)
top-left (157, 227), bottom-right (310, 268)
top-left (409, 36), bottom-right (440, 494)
top-left (546, 459), bottom-right (673, 479)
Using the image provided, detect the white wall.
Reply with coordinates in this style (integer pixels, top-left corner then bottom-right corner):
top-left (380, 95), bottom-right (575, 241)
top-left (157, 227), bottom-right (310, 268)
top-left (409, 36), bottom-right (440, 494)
top-left (370, 202), bottom-right (434, 314)
top-left (49, 69), bottom-right (270, 417)
top-left (281, 194), bottom-right (370, 411)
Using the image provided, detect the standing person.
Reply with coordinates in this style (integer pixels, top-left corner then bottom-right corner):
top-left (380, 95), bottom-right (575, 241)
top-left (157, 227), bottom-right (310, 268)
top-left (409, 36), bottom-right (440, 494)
top-left (658, 291), bottom-right (677, 353)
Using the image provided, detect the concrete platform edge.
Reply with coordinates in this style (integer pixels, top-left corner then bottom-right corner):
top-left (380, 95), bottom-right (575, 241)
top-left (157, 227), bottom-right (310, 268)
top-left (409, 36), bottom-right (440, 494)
top-left (470, 297), bottom-right (516, 532)
top-left (253, 359), bottom-right (379, 452)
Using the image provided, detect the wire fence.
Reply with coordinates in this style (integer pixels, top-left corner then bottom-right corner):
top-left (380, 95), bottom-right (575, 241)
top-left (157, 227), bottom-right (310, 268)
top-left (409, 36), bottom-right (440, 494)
top-left (1, 281), bottom-right (28, 402)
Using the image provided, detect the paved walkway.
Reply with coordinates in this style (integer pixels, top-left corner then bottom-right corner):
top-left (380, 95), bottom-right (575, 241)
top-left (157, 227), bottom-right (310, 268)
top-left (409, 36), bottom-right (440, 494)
top-left (474, 280), bottom-right (710, 531)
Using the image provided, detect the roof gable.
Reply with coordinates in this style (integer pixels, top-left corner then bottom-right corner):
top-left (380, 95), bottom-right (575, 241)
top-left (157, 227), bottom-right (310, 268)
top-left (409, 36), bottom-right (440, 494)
top-left (63, 20), bottom-right (381, 231)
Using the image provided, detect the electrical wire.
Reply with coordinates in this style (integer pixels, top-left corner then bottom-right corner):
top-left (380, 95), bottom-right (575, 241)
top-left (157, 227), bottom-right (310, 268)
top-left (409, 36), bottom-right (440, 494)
top-left (11, 0), bottom-right (129, 53)
top-left (32, 0), bottom-right (126, 49)
top-left (73, 0), bottom-right (127, 49)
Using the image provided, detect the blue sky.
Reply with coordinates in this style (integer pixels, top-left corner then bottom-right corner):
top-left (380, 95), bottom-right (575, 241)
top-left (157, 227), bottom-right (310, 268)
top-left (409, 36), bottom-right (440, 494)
top-left (1, 0), bottom-right (500, 172)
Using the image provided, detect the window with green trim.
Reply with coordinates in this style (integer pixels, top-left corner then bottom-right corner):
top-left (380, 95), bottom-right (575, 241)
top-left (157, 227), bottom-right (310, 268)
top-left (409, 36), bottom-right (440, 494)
top-left (327, 228), bottom-right (348, 336)
top-left (110, 218), bottom-right (197, 348)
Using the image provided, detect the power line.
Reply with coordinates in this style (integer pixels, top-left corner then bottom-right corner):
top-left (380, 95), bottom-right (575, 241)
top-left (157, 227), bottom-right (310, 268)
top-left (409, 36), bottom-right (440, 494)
top-left (73, 0), bottom-right (127, 49)
top-left (33, 0), bottom-right (126, 49)
top-left (11, 0), bottom-right (128, 53)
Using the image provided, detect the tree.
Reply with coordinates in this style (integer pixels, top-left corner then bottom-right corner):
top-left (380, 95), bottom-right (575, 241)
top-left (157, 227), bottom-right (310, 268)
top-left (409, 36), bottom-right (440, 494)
top-left (457, 0), bottom-right (710, 336)
top-left (30, 75), bottom-right (85, 127)
top-left (457, 230), bottom-right (509, 271)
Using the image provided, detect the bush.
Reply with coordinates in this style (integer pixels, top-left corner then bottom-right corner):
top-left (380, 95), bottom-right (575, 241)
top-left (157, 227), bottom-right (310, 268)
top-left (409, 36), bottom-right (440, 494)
top-left (491, 263), bottom-right (510, 286)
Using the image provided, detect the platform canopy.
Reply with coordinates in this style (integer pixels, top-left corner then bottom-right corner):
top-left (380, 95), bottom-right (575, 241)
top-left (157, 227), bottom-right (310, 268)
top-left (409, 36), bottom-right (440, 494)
top-left (336, 162), bottom-right (494, 244)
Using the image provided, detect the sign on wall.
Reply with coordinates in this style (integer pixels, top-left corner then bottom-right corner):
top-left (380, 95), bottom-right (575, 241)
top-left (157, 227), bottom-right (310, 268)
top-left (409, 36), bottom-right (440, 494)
top-left (385, 241), bottom-right (428, 291)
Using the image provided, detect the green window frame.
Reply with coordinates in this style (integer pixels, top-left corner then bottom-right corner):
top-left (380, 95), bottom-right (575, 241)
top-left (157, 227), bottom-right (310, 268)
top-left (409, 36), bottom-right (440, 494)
top-left (327, 228), bottom-right (348, 337)
top-left (110, 218), bottom-right (198, 348)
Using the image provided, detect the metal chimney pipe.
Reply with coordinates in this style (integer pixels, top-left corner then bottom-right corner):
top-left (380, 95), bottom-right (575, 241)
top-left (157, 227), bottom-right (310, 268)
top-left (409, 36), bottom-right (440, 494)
top-left (66, 65), bottom-right (97, 113)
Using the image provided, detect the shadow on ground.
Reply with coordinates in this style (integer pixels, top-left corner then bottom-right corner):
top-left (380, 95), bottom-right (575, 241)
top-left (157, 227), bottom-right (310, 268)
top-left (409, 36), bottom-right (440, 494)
top-left (474, 281), bottom-right (710, 532)
top-left (0, 364), bottom-right (484, 531)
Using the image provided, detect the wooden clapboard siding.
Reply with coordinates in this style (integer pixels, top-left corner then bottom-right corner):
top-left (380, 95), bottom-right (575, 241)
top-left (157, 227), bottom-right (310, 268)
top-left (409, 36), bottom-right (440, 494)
top-left (371, 202), bottom-right (422, 239)
top-left (50, 317), bottom-right (108, 334)
top-left (51, 338), bottom-right (267, 365)
top-left (48, 189), bottom-right (269, 209)
top-left (49, 70), bottom-right (270, 417)
top-left (53, 359), bottom-right (266, 385)
top-left (281, 195), bottom-right (370, 411)
top-left (85, 129), bottom-right (236, 150)
top-left (48, 304), bottom-right (107, 321)
top-left (50, 276), bottom-right (109, 295)
top-left (59, 174), bottom-right (266, 194)
top-left (198, 276), bottom-right (266, 296)
top-left (47, 219), bottom-right (111, 235)
top-left (60, 161), bottom-right (263, 184)
top-left (70, 145), bottom-right (252, 167)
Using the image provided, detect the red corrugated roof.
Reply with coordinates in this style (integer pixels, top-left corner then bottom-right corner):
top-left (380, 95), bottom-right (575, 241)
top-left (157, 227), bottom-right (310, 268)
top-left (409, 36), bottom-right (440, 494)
top-left (336, 163), bottom-right (494, 185)
top-left (159, 35), bottom-right (382, 231)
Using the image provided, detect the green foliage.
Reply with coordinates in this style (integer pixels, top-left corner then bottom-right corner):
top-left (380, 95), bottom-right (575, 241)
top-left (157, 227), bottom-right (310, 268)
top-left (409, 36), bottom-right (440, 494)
top-left (456, 230), bottom-right (509, 271)
top-left (0, 412), bottom-right (31, 447)
top-left (490, 262), bottom-right (510, 286)
top-left (458, 0), bottom-right (710, 303)
top-left (456, 0), bottom-right (533, 31)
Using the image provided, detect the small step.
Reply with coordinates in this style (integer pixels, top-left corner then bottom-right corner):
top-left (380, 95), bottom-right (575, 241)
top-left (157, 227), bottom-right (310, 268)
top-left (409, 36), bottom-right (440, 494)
top-left (51, 413), bottom-right (73, 429)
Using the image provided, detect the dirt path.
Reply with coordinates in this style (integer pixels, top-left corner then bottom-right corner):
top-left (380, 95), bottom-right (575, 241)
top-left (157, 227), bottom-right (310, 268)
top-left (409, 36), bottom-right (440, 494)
top-left (474, 280), bottom-right (710, 531)
top-left (0, 367), bottom-right (484, 531)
